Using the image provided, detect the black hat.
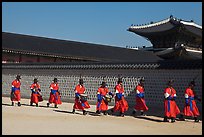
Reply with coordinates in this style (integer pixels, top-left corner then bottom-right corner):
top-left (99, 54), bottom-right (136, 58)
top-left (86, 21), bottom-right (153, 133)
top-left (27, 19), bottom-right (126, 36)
top-left (118, 77), bottom-right (122, 83)
top-left (34, 78), bottom-right (38, 82)
top-left (79, 78), bottom-right (84, 84)
top-left (140, 77), bottom-right (145, 82)
top-left (168, 79), bottom-right (174, 86)
top-left (53, 78), bottom-right (58, 82)
top-left (101, 81), bottom-right (107, 86)
top-left (16, 75), bottom-right (21, 79)
top-left (189, 81), bottom-right (195, 86)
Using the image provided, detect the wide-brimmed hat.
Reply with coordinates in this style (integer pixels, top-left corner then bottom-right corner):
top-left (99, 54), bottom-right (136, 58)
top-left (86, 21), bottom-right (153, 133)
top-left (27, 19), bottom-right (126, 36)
top-left (167, 79), bottom-right (174, 86)
top-left (79, 78), bottom-right (84, 84)
top-left (53, 78), bottom-right (58, 82)
top-left (139, 77), bottom-right (145, 82)
top-left (34, 78), bottom-right (38, 82)
top-left (101, 81), bottom-right (107, 86)
top-left (189, 80), bottom-right (195, 86)
top-left (16, 75), bottom-right (21, 79)
top-left (118, 77), bottom-right (122, 83)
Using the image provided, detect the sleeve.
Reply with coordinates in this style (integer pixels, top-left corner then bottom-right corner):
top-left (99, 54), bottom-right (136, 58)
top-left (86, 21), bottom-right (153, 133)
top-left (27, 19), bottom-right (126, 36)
top-left (115, 85), bottom-right (120, 93)
top-left (97, 94), bottom-right (102, 101)
top-left (137, 93), bottom-right (144, 98)
top-left (116, 93), bottom-right (122, 99)
top-left (164, 88), bottom-right (170, 98)
top-left (11, 81), bottom-right (15, 92)
top-left (50, 84), bottom-right (53, 90)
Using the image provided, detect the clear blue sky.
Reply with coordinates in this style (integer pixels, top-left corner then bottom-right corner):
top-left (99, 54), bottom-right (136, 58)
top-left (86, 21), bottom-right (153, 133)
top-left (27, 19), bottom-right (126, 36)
top-left (2, 2), bottom-right (202, 48)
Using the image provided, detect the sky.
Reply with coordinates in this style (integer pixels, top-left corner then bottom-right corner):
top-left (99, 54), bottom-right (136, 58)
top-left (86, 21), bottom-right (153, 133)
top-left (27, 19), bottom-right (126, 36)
top-left (2, 2), bottom-right (202, 48)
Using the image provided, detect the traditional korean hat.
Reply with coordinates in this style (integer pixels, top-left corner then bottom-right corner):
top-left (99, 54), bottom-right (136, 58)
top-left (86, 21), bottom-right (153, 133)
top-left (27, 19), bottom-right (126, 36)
top-left (16, 75), bottom-right (21, 79)
top-left (167, 79), bottom-right (174, 86)
top-left (53, 78), bottom-right (58, 82)
top-left (34, 78), bottom-right (38, 83)
top-left (79, 74), bottom-right (84, 84)
top-left (189, 80), bottom-right (195, 86)
top-left (139, 77), bottom-right (145, 82)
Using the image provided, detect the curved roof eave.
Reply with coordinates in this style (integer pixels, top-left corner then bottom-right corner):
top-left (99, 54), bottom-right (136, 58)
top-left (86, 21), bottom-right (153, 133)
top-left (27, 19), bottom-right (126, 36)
top-left (128, 17), bottom-right (202, 37)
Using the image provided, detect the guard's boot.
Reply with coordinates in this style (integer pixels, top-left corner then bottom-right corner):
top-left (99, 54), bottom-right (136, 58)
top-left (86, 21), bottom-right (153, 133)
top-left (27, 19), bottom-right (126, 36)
top-left (120, 112), bottom-right (125, 117)
top-left (83, 110), bottom-right (87, 115)
top-left (17, 102), bottom-right (21, 106)
top-left (30, 102), bottom-right (33, 106)
top-left (163, 116), bottom-right (169, 122)
top-left (36, 103), bottom-right (38, 107)
top-left (178, 114), bottom-right (185, 121)
top-left (103, 111), bottom-right (108, 115)
top-left (171, 117), bottom-right (176, 123)
top-left (194, 117), bottom-right (199, 122)
top-left (11, 102), bottom-right (14, 106)
top-left (54, 104), bottom-right (58, 108)
top-left (132, 110), bottom-right (136, 115)
top-left (47, 103), bottom-right (49, 107)
top-left (96, 110), bottom-right (101, 114)
top-left (140, 111), bottom-right (145, 116)
top-left (72, 109), bottom-right (75, 114)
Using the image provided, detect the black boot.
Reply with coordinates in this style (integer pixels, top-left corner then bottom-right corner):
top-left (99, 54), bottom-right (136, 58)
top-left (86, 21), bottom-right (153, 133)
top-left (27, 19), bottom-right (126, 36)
top-left (36, 103), bottom-right (38, 107)
top-left (140, 111), bottom-right (145, 116)
top-left (96, 110), bottom-right (101, 114)
top-left (54, 104), bottom-right (58, 108)
top-left (72, 109), bottom-right (75, 114)
top-left (120, 112), bottom-right (125, 117)
top-left (194, 117), bottom-right (199, 122)
top-left (30, 102), bottom-right (33, 106)
top-left (163, 116), bottom-right (169, 122)
top-left (11, 102), bottom-right (14, 106)
top-left (83, 110), bottom-right (87, 115)
top-left (178, 114), bottom-right (185, 121)
top-left (17, 102), bottom-right (21, 106)
top-left (132, 110), bottom-right (136, 115)
top-left (47, 103), bottom-right (49, 107)
top-left (103, 111), bottom-right (108, 115)
top-left (171, 117), bottom-right (175, 123)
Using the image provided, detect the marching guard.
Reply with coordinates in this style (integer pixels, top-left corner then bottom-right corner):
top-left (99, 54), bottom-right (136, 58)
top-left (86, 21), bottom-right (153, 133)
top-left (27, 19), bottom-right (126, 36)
top-left (96, 81), bottom-right (113, 115)
top-left (163, 79), bottom-right (180, 123)
top-left (72, 78), bottom-right (90, 115)
top-left (47, 78), bottom-right (62, 108)
top-left (30, 78), bottom-right (43, 107)
top-left (132, 77), bottom-right (148, 116)
top-left (179, 80), bottom-right (201, 122)
top-left (10, 75), bottom-right (21, 106)
top-left (111, 77), bottom-right (129, 117)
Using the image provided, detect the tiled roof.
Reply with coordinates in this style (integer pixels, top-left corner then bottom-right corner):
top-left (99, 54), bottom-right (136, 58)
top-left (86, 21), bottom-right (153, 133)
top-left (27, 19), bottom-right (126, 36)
top-left (2, 32), bottom-right (162, 63)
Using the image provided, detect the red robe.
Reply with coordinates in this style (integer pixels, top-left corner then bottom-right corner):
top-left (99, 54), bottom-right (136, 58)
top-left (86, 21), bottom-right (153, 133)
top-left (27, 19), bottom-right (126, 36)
top-left (113, 84), bottom-right (128, 113)
top-left (11, 80), bottom-right (21, 101)
top-left (30, 83), bottom-right (43, 104)
top-left (164, 87), bottom-right (180, 118)
top-left (183, 87), bottom-right (200, 117)
top-left (73, 84), bottom-right (90, 110)
top-left (134, 85), bottom-right (148, 111)
top-left (48, 83), bottom-right (62, 105)
top-left (96, 86), bottom-right (109, 111)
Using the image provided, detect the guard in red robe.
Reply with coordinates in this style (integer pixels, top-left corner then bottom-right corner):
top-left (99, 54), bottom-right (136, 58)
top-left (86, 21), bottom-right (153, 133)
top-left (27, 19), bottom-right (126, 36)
top-left (47, 78), bottom-right (62, 108)
top-left (179, 81), bottom-right (201, 122)
top-left (133, 78), bottom-right (148, 116)
top-left (72, 78), bottom-right (90, 115)
top-left (96, 81), bottom-right (113, 115)
top-left (163, 79), bottom-right (180, 123)
top-left (30, 78), bottom-right (43, 107)
top-left (11, 75), bottom-right (21, 106)
top-left (111, 78), bottom-right (129, 117)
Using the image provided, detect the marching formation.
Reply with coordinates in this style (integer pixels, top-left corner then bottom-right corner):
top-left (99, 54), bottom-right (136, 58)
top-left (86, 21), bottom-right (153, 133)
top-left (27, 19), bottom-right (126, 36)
top-left (9, 75), bottom-right (201, 123)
